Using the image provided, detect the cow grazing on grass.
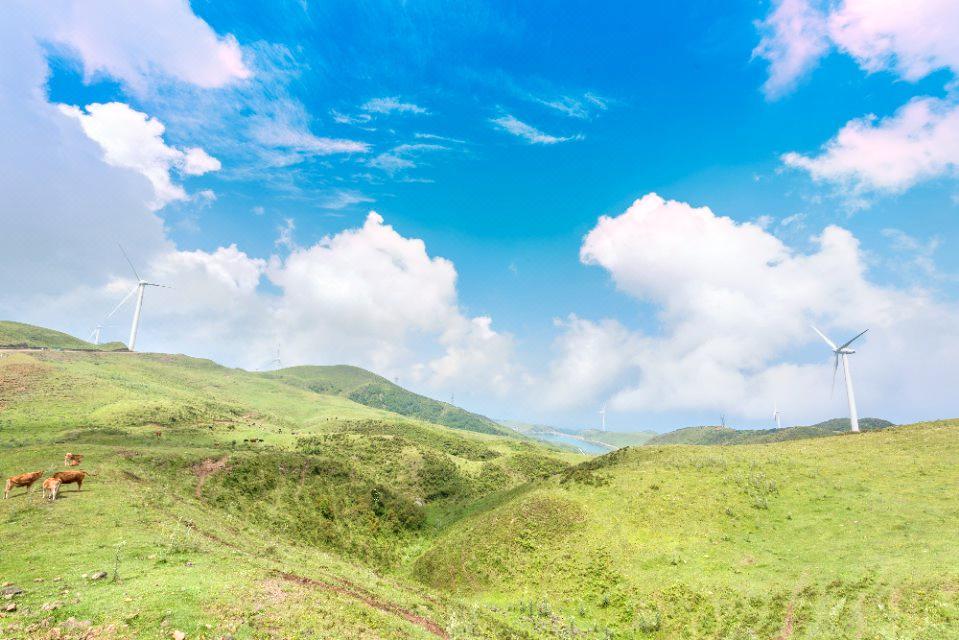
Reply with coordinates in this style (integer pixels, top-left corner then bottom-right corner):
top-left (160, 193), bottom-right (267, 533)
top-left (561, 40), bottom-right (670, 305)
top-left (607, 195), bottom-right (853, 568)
top-left (64, 453), bottom-right (83, 466)
top-left (4, 471), bottom-right (43, 499)
top-left (52, 470), bottom-right (89, 492)
top-left (42, 477), bottom-right (62, 501)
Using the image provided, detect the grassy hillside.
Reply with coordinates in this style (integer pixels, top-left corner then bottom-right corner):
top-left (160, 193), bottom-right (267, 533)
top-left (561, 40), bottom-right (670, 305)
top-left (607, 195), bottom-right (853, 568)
top-left (415, 421), bottom-right (959, 638)
top-left (1, 327), bottom-right (955, 638)
top-left (0, 346), bottom-right (581, 638)
top-left (266, 365), bottom-right (511, 436)
top-left (647, 417), bottom-right (894, 445)
top-left (0, 320), bottom-right (126, 351)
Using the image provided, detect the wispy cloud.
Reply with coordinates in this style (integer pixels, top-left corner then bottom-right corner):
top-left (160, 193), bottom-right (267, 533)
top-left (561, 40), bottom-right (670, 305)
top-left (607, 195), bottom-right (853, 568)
top-left (330, 109), bottom-right (372, 126)
top-left (318, 189), bottom-right (375, 210)
top-left (361, 96), bottom-right (428, 115)
top-left (490, 114), bottom-right (580, 144)
top-left (367, 143), bottom-right (448, 176)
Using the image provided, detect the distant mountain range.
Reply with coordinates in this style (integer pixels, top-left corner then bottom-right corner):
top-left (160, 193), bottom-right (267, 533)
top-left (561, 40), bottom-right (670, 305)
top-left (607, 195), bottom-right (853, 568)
top-left (646, 418), bottom-right (895, 445)
top-left (499, 416), bottom-right (896, 451)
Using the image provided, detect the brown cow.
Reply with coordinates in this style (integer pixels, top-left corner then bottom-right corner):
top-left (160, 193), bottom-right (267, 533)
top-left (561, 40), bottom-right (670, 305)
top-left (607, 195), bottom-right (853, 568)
top-left (4, 471), bottom-right (43, 499)
top-left (42, 477), bottom-right (62, 501)
top-left (52, 470), bottom-right (89, 492)
top-left (64, 453), bottom-right (83, 466)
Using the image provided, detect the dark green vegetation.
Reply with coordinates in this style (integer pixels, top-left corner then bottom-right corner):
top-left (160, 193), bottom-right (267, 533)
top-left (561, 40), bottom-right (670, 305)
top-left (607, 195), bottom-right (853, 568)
top-left (647, 418), bottom-right (894, 445)
top-left (0, 320), bottom-right (126, 351)
top-left (1, 323), bottom-right (956, 639)
top-left (267, 365), bottom-right (510, 436)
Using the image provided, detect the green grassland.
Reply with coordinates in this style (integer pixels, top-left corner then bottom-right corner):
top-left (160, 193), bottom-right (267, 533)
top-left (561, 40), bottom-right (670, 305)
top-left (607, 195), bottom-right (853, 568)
top-left (1, 323), bottom-right (957, 638)
top-left (647, 418), bottom-right (894, 445)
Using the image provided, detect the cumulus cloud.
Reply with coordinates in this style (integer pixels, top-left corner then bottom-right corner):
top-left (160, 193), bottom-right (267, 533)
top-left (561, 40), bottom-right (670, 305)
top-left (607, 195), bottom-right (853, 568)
top-left (782, 96), bottom-right (959, 198)
top-left (33, 0), bottom-right (249, 92)
top-left (490, 114), bottom-right (580, 144)
top-left (754, 0), bottom-right (959, 98)
top-left (59, 102), bottom-right (221, 208)
top-left (542, 193), bottom-right (959, 423)
top-left (756, 2), bottom-right (959, 198)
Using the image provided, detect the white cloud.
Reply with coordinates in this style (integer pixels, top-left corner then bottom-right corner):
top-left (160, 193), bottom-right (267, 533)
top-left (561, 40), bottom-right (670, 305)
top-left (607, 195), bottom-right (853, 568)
top-left (753, 0), bottom-right (830, 98)
top-left (542, 193), bottom-right (959, 423)
top-left (782, 96), bottom-right (959, 197)
top-left (755, 0), bottom-right (959, 97)
top-left (490, 114), bottom-right (580, 145)
top-left (36, 0), bottom-right (250, 92)
top-left (828, 0), bottom-right (959, 80)
top-left (59, 102), bottom-right (221, 209)
top-left (540, 315), bottom-right (643, 410)
top-left (361, 97), bottom-right (428, 115)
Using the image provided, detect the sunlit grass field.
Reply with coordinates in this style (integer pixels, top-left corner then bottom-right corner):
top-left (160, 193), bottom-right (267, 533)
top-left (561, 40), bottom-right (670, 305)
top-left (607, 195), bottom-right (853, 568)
top-left (1, 328), bottom-right (957, 638)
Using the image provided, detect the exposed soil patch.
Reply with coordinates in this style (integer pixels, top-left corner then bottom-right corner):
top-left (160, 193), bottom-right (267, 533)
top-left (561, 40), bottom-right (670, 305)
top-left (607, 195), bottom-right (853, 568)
top-left (0, 360), bottom-right (51, 407)
top-left (192, 455), bottom-right (230, 498)
top-left (275, 571), bottom-right (449, 639)
top-left (778, 601), bottom-right (795, 639)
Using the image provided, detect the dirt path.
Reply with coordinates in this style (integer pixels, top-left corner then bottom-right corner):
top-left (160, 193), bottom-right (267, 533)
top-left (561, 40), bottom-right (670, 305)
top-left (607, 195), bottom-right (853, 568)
top-left (179, 518), bottom-right (449, 638)
top-left (275, 571), bottom-right (449, 639)
top-left (191, 455), bottom-right (230, 497)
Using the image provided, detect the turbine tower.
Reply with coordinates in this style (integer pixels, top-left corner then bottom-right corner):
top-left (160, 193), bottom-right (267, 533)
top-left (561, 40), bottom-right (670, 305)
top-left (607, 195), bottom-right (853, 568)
top-left (812, 326), bottom-right (868, 433)
top-left (772, 403), bottom-right (782, 429)
top-left (118, 246), bottom-right (169, 352)
top-left (599, 405), bottom-right (607, 432)
top-left (90, 325), bottom-right (102, 346)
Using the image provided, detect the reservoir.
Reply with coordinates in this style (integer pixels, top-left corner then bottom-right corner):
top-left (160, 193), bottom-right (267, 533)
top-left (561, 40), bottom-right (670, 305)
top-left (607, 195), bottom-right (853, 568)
top-left (533, 432), bottom-right (613, 455)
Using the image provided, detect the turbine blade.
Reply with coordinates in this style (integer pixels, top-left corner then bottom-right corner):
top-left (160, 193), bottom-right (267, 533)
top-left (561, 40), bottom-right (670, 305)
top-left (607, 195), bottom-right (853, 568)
top-left (812, 325), bottom-right (838, 350)
top-left (118, 244), bottom-right (141, 281)
top-left (145, 283), bottom-right (171, 288)
top-left (105, 285), bottom-right (139, 319)
top-left (838, 328), bottom-right (869, 351)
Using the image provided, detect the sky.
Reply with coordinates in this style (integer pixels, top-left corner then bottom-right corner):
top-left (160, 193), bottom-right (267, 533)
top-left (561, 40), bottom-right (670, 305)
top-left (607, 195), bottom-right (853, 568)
top-left (1, 0), bottom-right (958, 432)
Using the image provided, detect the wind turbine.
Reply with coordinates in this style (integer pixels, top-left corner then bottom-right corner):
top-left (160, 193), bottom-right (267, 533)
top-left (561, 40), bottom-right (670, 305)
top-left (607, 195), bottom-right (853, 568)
top-left (116, 246), bottom-right (169, 352)
top-left (89, 325), bottom-right (102, 346)
top-left (812, 326), bottom-right (868, 433)
top-left (772, 403), bottom-right (782, 429)
top-left (599, 405), bottom-right (607, 432)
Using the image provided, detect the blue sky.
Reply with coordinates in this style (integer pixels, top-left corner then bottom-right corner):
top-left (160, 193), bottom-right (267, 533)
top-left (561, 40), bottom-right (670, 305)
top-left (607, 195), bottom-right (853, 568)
top-left (3, 0), bottom-right (959, 431)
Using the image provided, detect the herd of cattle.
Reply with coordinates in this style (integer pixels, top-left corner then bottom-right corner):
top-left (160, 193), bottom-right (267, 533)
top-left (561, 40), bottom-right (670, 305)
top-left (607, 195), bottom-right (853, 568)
top-left (3, 453), bottom-right (90, 501)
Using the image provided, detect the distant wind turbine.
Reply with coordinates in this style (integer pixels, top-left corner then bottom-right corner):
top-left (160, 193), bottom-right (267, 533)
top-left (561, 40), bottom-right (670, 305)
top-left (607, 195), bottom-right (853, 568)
top-left (116, 245), bottom-right (170, 352)
top-left (812, 325), bottom-right (868, 433)
top-left (772, 403), bottom-right (782, 429)
top-left (89, 325), bottom-right (102, 346)
top-left (599, 405), bottom-right (607, 432)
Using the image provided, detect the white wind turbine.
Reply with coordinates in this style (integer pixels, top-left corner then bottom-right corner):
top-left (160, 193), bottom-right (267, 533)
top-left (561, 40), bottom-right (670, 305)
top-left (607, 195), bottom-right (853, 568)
top-left (114, 246), bottom-right (169, 352)
top-left (812, 326), bottom-right (868, 433)
top-left (599, 405), bottom-right (607, 432)
top-left (89, 325), bottom-right (102, 346)
top-left (772, 403), bottom-right (782, 429)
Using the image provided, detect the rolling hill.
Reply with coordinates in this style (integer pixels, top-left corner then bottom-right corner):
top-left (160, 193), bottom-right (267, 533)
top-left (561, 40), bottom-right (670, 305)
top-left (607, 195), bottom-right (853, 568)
top-left (646, 417), bottom-right (895, 445)
top-left (0, 320), bottom-right (126, 351)
top-left (266, 365), bottom-right (510, 436)
top-left (1, 321), bottom-right (956, 639)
